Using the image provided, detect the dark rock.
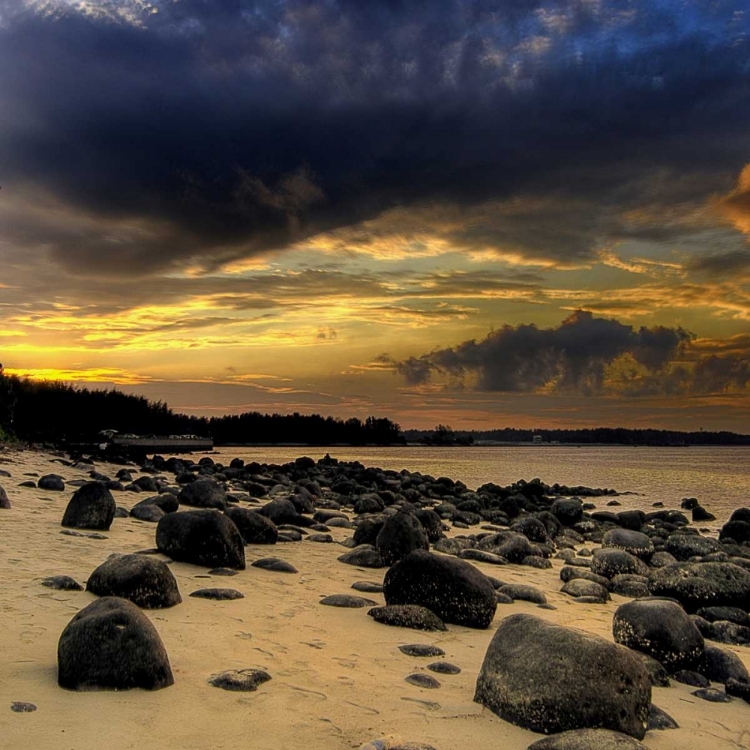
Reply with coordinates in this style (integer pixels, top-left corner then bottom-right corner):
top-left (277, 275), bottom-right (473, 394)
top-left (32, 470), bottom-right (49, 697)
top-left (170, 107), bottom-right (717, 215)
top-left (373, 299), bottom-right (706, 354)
top-left (376, 512), bottom-right (429, 566)
top-left (648, 704), bottom-right (679, 730)
top-left (475, 614), bottom-right (651, 739)
top-left (635, 653), bottom-right (670, 687)
top-left (526, 729), bottom-right (649, 749)
top-left (561, 579), bottom-right (610, 602)
top-left (672, 669), bottom-right (709, 687)
top-left (209, 568), bottom-right (238, 576)
top-left (0, 484), bottom-right (10, 508)
top-left (320, 594), bottom-right (376, 608)
top-left (258, 498), bottom-right (313, 527)
top-left (693, 688), bottom-right (732, 702)
top-left (617, 510), bottom-right (646, 531)
top-left (352, 581), bottom-right (384, 593)
top-left (189, 588), bottom-right (244, 600)
top-left (458, 549), bottom-right (508, 565)
top-left (710, 620), bottom-right (750, 646)
top-left (648, 562), bottom-right (750, 612)
top-left (692, 505), bottom-right (716, 522)
top-left (338, 545), bottom-right (386, 568)
top-left (42, 575), bottom-right (83, 591)
top-left (86, 554), bottom-right (181, 609)
top-left (307, 533), bottom-right (333, 543)
top-left (649, 550), bottom-right (678, 568)
top-left (666, 534), bottom-right (721, 561)
top-left (477, 531), bottom-right (533, 563)
top-left (696, 606), bottom-right (750, 626)
top-left (511, 517), bottom-right (549, 543)
top-left (560, 567), bottom-right (611, 589)
top-left (602, 529), bottom-right (653, 560)
top-left (133, 476), bottom-right (158, 493)
top-left (156, 509), bottom-right (245, 570)
top-left (427, 661), bottom-right (460, 675)
top-left (720, 520), bottom-right (750, 544)
top-left (251, 557), bottom-right (298, 573)
top-left (353, 519), bottom-right (385, 547)
top-left (610, 574), bottom-right (650, 599)
top-left (10, 701), bottom-right (37, 712)
top-left (414, 508), bottom-right (444, 543)
top-left (39, 474), bottom-right (65, 491)
top-left (551, 498), bottom-right (583, 526)
top-left (131, 493), bottom-right (179, 516)
top-left (129, 504), bottom-right (165, 522)
top-left (61, 483), bottom-right (116, 531)
top-left (224, 506), bottom-right (278, 545)
top-left (405, 673), bottom-right (440, 689)
top-left (498, 583), bottom-right (547, 605)
top-left (399, 644), bottom-right (445, 657)
top-left (612, 599), bottom-right (704, 671)
top-left (726, 677), bottom-right (750, 702)
top-left (178, 480), bottom-right (227, 510)
top-left (209, 668), bottom-right (271, 691)
top-left (368, 605), bottom-right (447, 631)
top-left (57, 597), bottom-right (173, 691)
top-left (522, 555), bottom-right (552, 570)
top-left (591, 549), bottom-right (648, 579)
top-left (702, 644), bottom-right (750, 684)
top-left (384, 549), bottom-right (496, 628)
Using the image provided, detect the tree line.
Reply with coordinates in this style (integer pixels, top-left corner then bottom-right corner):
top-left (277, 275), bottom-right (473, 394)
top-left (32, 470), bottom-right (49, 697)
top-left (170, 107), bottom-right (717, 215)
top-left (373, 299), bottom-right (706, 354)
top-left (0, 373), bottom-right (403, 445)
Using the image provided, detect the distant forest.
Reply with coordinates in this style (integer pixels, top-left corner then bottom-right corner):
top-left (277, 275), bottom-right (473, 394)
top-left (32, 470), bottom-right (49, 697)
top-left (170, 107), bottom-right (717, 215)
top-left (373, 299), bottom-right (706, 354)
top-left (1, 372), bottom-right (750, 447)
top-left (0, 373), bottom-right (403, 445)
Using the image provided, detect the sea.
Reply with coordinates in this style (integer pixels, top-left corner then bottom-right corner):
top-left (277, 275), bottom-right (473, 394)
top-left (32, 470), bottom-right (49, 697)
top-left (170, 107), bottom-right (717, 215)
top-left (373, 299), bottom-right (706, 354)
top-left (204, 445), bottom-right (750, 530)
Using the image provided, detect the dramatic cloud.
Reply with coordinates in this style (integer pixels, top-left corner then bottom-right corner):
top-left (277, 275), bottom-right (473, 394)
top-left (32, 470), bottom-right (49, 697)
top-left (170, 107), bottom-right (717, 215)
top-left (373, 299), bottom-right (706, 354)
top-left (387, 310), bottom-right (694, 394)
top-left (1, 0), bottom-right (748, 277)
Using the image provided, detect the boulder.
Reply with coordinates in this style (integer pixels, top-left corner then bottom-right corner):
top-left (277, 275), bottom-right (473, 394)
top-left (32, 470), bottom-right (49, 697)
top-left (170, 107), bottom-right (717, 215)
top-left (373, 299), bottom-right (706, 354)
top-left (367, 604), bottom-right (447, 631)
top-left (526, 728), bottom-right (650, 750)
top-left (86, 553), bottom-right (181, 609)
top-left (156, 510), bottom-right (245, 569)
top-left (612, 599), bottom-right (704, 672)
top-left (39, 474), bottom-right (65, 491)
top-left (702, 644), bottom-right (750, 685)
top-left (616, 510), bottom-right (646, 531)
top-left (376, 512), bottom-right (429, 565)
top-left (648, 562), bottom-right (750, 613)
top-left (477, 531), bottom-right (533, 563)
top-left (561, 578), bottom-right (610, 602)
top-left (475, 614), bottom-right (651, 738)
top-left (257, 498), bottom-right (313, 526)
top-left (61, 482), bottom-right (116, 531)
top-left (602, 529), bottom-right (654, 561)
top-left (414, 508), bottom-right (444, 543)
top-left (665, 534), bottom-right (721, 561)
top-left (551, 498), bottom-right (583, 526)
top-left (719, 520), bottom-right (750, 544)
top-left (591, 549), bottom-right (648, 579)
top-left (224, 506), bottom-right (278, 544)
top-left (57, 597), bottom-right (173, 690)
top-left (0, 483), bottom-right (10, 508)
top-left (384, 549), bottom-right (496, 628)
top-left (178, 479), bottom-right (227, 510)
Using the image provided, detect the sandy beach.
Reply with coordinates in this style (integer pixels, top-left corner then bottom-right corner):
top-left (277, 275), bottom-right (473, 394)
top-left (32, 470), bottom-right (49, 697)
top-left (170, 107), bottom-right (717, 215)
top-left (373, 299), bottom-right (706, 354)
top-left (1, 446), bottom-right (749, 750)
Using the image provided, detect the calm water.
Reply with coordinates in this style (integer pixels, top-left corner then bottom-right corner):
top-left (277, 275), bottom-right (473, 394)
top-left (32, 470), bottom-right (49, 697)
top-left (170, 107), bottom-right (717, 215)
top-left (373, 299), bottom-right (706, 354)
top-left (205, 445), bottom-right (750, 528)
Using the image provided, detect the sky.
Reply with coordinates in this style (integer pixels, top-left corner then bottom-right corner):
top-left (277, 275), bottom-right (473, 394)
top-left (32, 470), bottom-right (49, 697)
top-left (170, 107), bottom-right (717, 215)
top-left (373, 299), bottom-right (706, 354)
top-left (1, 0), bottom-right (750, 431)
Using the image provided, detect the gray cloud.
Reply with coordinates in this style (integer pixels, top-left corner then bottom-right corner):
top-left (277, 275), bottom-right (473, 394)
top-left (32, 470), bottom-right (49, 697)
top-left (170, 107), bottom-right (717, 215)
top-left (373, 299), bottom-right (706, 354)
top-left (0, 1), bottom-right (748, 277)
top-left (386, 310), bottom-right (694, 394)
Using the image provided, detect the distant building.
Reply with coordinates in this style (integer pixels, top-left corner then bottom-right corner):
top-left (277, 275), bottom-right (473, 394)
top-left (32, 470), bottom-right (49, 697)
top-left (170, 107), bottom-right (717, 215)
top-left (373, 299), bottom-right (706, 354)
top-left (532, 434), bottom-right (543, 444)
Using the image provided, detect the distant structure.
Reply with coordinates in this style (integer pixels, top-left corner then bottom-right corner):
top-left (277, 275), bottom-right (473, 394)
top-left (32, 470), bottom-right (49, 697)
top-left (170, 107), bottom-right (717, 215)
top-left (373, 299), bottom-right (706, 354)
top-left (532, 434), bottom-right (543, 444)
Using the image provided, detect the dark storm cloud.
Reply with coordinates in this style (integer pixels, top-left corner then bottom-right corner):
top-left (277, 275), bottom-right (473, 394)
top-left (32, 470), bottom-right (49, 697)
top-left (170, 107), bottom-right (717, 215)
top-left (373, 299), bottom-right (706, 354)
top-left (1, 0), bottom-right (749, 275)
top-left (386, 310), bottom-right (693, 394)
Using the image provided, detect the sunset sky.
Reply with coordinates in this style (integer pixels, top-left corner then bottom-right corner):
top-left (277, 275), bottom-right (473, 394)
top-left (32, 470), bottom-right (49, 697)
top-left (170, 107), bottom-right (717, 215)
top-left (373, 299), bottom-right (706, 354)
top-left (1, 0), bottom-right (750, 430)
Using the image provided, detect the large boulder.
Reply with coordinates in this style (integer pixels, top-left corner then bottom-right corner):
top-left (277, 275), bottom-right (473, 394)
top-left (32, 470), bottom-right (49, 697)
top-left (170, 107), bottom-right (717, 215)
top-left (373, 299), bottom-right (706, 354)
top-left (602, 529), bottom-right (654, 561)
top-left (702, 644), bottom-right (750, 685)
top-left (648, 562), bottom-right (750, 613)
top-left (224, 506), bottom-right (278, 544)
top-left (57, 597), bottom-right (173, 690)
top-left (375, 512), bottom-right (429, 566)
top-left (156, 510), bottom-right (245, 569)
top-left (257, 498), bottom-right (313, 527)
top-left (612, 599), bottom-right (704, 672)
top-left (384, 549), bottom-right (496, 628)
top-left (86, 553), bottom-right (181, 609)
top-left (719, 520), bottom-right (750, 544)
top-left (551, 498), bottom-right (583, 526)
top-left (474, 614), bottom-right (651, 739)
top-left (61, 482), bottom-right (116, 531)
top-left (0, 483), bottom-right (10, 509)
top-left (477, 531), bottom-right (533, 563)
top-left (178, 480), bottom-right (227, 510)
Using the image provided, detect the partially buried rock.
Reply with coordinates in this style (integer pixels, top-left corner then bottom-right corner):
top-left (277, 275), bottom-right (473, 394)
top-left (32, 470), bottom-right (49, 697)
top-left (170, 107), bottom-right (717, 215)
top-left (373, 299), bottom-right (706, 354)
top-left (42, 575), bottom-right (83, 591)
top-left (692, 688), bottom-right (732, 702)
top-left (404, 673), bottom-right (440, 689)
top-left (10, 702), bottom-right (37, 713)
top-left (338, 545), bottom-right (386, 568)
top-left (368, 605), bottom-right (447, 632)
top-left (498, 583), bottom-right (547, 605)
top-left (352, 581), bottom-right (384, 593)
top-left (178, 479), bottom-right (227, 510)
top-left (61, 482), bottom-right (116, 531)
top-left (86, 554), bottom-right (181, 609)
top-left (561, 578), bottom-right (610, 603)
top-left (251, 557), bottom-right (297, 573)
top-left (320, 594), bottom-right (376, 608)
top-left (209, 668), bottom-right (271, 692)
top-left (0, 484), bottom-right (10, 508)
top-left (427, 661), bottom-right (460, 675)
top-left (384, 549), bottom-right (496, 628)
top-left (602, 529), bottom-right (654, 561)
top-left (57, 597), bottom-right (173, 691)
top-left (209, 567), bottom-right (238, 577)
top-left (612, 599), bottom-right (704, 672)
top-left (648, 704), bottom-right (678, 730)
top-left (591, 549), bottom-right (648, 579)
top-left (702, 644), bottom-right (750, 685)
top-left (190, 588), bottom-right (244, 600)
top-left (399, 644), bottom-right (445, 658)
top-left (376, 512), bottom-right (429, 566)
top-left (474, 613), bottom-right (651, 739)
top-left (156, 509), bottom-right (245, 570)
top-left (526, 728), bottom-right (650, 750)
